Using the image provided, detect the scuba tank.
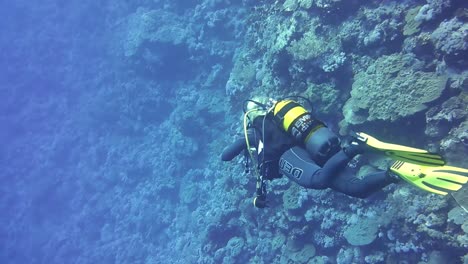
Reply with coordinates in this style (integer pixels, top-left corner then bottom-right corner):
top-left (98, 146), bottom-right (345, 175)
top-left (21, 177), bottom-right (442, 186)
top-left (272, 99), bottom-right (340, 164)
top-left (241, 97), bottom-right (340, 207)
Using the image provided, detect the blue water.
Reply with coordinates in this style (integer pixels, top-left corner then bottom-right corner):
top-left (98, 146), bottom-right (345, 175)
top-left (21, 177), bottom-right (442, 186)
top-left (1, 0), bottom-right (467, 263)
top-left (1, 1), bottom-right (234, 263)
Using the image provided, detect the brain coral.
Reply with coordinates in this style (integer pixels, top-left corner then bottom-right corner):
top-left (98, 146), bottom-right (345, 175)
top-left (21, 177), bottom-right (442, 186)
top-left (343, 53), bottom-right (447, 125)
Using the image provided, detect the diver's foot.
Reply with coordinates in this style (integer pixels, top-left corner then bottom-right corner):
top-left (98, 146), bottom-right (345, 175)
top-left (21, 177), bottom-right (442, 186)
top-left (342, 136), bottom-right (368, 158)
top-left (386, 170), bottom-right (402, 183)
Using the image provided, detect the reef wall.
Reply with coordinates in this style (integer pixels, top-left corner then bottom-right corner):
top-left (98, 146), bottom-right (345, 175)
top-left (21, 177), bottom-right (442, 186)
top-left (0, 0), bottom-right (467, 263)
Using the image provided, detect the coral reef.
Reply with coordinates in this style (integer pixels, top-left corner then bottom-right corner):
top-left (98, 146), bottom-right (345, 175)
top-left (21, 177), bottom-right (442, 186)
top-left (425, 94), bottom-right (467, 138)
top-left (431, 17), bottom-right (468, 66)
top-left (343, 53), bottom-right (448, 125)
top-left (343, 216), bottom-right (381, 246)
top-left (440, 120), bottom-right (468, 166)
top-left (403, 6), bottom-right (423, 36)
top-left (287, 28), bottom-right (330, 61)
top-left (2, 0), bottom-right (468, 263)
top-left (121, 8), bottom-right (189, 57)
top-left (225, 48), bottom-right (257, 96)
top-left (415, 0), bottom-right (452, 22)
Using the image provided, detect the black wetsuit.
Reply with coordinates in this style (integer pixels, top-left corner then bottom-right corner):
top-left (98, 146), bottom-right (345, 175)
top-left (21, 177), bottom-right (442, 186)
top-left (221, 114), bottom-right (394, 199)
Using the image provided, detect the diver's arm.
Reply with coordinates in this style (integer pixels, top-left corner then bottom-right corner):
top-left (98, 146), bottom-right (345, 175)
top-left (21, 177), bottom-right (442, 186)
top-left (221, 138), bottom-right (247, 161)
top-left (221, 129), bottom-right (257, 161)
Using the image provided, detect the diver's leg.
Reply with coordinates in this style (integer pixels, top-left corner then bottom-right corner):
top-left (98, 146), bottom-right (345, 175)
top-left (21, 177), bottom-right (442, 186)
top-left (280, 147), bottom-right (355, 189)
top-left (329, 170), bottom-right (395, 198)
top-left (320, 150), bottom-right (353, 179)
top-left (279, 147), bottom-right (327, 189)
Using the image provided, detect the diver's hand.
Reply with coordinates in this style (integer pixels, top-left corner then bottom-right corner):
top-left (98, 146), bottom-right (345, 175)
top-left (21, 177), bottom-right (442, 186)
top-left (253, 195), bottom-right (269, 208)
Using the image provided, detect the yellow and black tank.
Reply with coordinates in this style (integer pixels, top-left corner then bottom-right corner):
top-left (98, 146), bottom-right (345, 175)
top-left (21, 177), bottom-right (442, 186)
top-left (272, 100), bottom-right (340, 163)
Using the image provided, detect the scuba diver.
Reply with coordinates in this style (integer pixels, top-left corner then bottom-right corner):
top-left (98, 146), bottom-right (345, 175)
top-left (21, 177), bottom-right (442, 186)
top-left (221, 97), bottom-right (468, 208)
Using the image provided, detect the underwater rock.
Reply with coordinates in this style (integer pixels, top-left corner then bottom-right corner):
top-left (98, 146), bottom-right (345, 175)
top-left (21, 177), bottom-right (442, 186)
top-left (302, 82), bottom-right (340, 114)
top-left (431, 17), bottom-right (468, 66)
top-left (448, 206), bottom-right (467, 225)
top-left (413, 212), bottom-right (446, 228)
top-left (313, 0), bottom-right (345, 10)
top-left (364, 251), bottom-right (385, 264)
top-left (225, 237), bottom-right (245, 258)
top-left (339, 20), bottom-right (362, 51)
top-left (402, 32), bottom-right (435, 57)
top-left (286, 232), bottom-right (304, 252)
top-left (179, 182), bottom-right (198, 205)
top-left (425, 95), bottom-right (467, 138)
top-left (121, 8), bottom-right (188, 57)
top-left (417, 223), bottom-right (451, 241)
top-left (300, 0), bottom-right (313, 10)
top-left (310, 256), bottom-right (331, 264)
top-left (359, 2), bottom-right (405, 50)
top-left (285, 21), bottom-right (345, 80)
top-left (343, 216), bottom-right (380, 246)
top-left (440, 121), bottom-right (468, 166)
top-left (450, 73), bottom-right (468, 91)
top-left (403, 6), bottom-right (423, 36)
top-left (270, 233), bottom-right (286, 251)
top-left (415, 0), bottom-right (451, 22)
top-left (322, 52), bottom-right (347, 72)
top-left (281, 240), bottom-right (316, 263)
top-left (426, 251), bottom-right (451, 264)
top-left (287, 29), bottom-right (329, 61)
top-left (343, 53), bottom-right (448, 125)
top-left (268, 16), bottom-right (298, 54)
top-left (433, 18), bottom-right (467, 50)
top-left (225, 49), bottom-right (257, 96)
top-left (282, 184), bottom-right (304, 212)
top-left (392, 240), bottom-right (423, 253)
top-left (336, 247), bottom-right (362, 264)
top-left (290, 244), bottom-right (316, 263)
top-left (283, 0), bottom-right (299, 12)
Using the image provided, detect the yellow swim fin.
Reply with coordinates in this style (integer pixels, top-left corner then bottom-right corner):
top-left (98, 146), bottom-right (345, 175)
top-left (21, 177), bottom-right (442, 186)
top-left (390, 161), bottom-right (468, 195)
top-left (356, 132), bottom-right (446, 166)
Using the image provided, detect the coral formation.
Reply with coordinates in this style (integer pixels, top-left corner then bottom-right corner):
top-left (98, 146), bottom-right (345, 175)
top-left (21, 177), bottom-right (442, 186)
top-left (343, 216), bottom-right (381, 246)
top-left (415, 0), bottom-right (451, 22)
top-left (283, 184), bottom-right (306, 212)
top-left (2, 0), bottom-right (468, 263)
top-left (287, 29), bottom-right (329, 61)
top-left (425, 95), bottom-right (467, 138)
top-left (225, 49), bottom-right (257, 96)
top-left (343, 53), bottom-right (448, 125)
top-left (440, 120), bottom-right (468, 166)
top-left (122, 8), bottom-right (189, 57)
top-left (403, 6), bottom-right (423, 36)
top-left (431, 17), bottom-right (468, 66)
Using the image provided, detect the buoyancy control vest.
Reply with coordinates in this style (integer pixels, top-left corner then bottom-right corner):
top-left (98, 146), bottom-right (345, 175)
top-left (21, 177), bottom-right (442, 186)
top-left (250, 114), bottom-right (295, 179)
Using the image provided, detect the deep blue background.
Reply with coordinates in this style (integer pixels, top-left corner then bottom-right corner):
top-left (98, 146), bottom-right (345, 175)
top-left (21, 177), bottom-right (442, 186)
top-left (0, 1), bottom-right (147, 262)
top-left (0, 0), bottom-right (231, 262)
top-left (2, 1), bottom-right (467, 263)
